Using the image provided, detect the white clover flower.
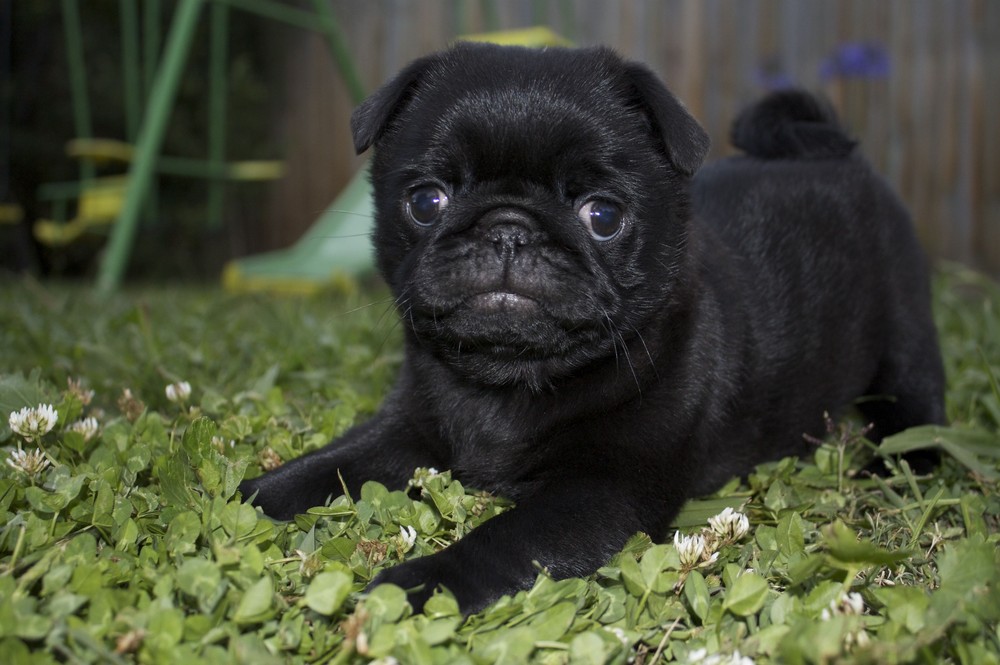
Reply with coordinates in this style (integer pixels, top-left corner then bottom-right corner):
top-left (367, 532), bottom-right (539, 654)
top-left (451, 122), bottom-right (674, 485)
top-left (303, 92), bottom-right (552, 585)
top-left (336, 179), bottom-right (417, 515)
top-left (605, 626), bottom-right (630, 647)
top-left (211, 435), bottom-right (236, 452)
top-left (400, 525), bottom-right (417, 550)
top-left (849, 629), bottom-right (871, 648)
top-left (843, 591), bottom-right (865, 615)
top-left (820, 591), bottom-right (869, 650)
top-left (708, 507), bottom-right (750, 543)
top-left (820, 591), bottom-right (866, 620)
top-left (165, 381), bottom-right (192, 404)
top-left (9, 404), bottom-right (58, 442)
top-left (66, 377), bottom-right (95, 405)
top-left (7, 447), bottom-right (51, 477)
top-left (674, 531), bottom-right (707, 569)
top-left (258, 447), bottom-right (282, 471)
top-left (408, 466), bottom-right (443, 490)
top-left (688, 648), bottom-right (755, 665)
top-left (68, 416), bottom-right (99, 442)
top-left (688, 649), bottom-right (709, 663)
top-left (294, 549), bottom-right (324, 577)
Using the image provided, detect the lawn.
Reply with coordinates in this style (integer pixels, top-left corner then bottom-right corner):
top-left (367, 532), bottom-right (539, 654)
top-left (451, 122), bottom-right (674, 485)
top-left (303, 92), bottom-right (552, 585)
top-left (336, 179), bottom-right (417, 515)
top-left (1, 265), bottom-right (998, 664)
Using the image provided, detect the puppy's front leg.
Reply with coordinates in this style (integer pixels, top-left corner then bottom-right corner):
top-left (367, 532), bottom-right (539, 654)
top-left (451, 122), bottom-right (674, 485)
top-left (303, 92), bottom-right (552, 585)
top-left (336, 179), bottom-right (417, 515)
top-left (371, 480), bottom-right (666, 614)
top-left (240, 400), bottom-right (441, 520)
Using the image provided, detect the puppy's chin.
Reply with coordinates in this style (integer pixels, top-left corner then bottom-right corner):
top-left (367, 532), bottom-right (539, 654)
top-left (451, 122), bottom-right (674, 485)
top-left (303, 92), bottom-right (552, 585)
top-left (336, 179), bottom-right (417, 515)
top-left (430, 345), bottom-right (606, 393)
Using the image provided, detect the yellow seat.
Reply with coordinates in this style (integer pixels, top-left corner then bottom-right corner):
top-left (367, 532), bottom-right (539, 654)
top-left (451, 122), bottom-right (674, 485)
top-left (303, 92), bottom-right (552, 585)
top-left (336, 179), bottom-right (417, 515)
top-left (34, 176), bottom-right (128, 246)
top-left (66, 138), bottom-right (135, 165)
top-left (36, 135), bottom-right (284, 247)
top-left (0, 203), bottom-right (23, 225)
top-left (226, 160), bottom-right (285, 181)
top-left (458, 26), bottom-right (573, 47)
top-left (68, 137), bottom-right (284, 181)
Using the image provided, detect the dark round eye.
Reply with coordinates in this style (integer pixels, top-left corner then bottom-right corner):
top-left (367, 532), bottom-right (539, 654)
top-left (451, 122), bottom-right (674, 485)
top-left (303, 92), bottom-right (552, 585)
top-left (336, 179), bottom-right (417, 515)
top-left (406, 186), bottom-right (448, 226)
top-left (578, 199), bottom-right (623, 240)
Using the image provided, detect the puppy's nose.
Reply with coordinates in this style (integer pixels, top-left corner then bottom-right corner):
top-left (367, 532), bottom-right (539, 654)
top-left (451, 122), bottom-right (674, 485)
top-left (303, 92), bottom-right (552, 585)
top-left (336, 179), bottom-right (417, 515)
top-left (481, 208), bottom-right (533, 260)
top-left (488, 223), bottom-right (529, 259)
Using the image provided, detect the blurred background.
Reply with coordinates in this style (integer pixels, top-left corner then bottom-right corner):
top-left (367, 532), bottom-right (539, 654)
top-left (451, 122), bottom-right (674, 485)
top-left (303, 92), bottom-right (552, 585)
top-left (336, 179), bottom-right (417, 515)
top-left (2, 0), bottom-right (998, 287)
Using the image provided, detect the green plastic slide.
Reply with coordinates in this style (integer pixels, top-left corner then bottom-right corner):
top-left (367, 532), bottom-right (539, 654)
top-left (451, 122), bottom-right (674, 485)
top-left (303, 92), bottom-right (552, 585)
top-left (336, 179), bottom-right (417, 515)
top-left (222, 163), bottom-right (374, 295)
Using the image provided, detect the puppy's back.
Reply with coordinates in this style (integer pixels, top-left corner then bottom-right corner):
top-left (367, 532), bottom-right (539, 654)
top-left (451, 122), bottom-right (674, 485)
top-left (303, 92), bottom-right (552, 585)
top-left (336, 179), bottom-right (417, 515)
top-left (688, 89), bottom-right (943, 470)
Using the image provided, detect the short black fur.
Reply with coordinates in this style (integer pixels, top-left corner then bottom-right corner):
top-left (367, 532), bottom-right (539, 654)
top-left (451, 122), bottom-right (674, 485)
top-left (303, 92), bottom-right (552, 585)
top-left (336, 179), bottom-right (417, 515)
top-left (240, 43), bottom-right (945, 614)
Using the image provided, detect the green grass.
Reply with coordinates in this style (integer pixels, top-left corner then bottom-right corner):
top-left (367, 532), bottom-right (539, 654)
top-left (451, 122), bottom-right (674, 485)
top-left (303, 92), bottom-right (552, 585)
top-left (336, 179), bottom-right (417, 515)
top-left (1, 265), bottom-right (998, 664)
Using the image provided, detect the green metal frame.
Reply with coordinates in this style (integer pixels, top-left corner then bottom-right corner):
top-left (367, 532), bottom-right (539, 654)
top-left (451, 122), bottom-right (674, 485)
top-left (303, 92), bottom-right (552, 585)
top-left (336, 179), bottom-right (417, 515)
top-left (90, 0), bottom-right (366, 293)
top-left (95, 0), bottom-right (203, 293)
top-left (60, 0), bottom-right (93, 183)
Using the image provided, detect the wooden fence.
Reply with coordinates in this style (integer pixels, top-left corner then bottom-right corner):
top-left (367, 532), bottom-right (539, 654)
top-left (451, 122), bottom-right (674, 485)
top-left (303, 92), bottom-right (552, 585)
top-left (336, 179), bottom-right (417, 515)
top-left (265, 0), bottom-right (999, 274)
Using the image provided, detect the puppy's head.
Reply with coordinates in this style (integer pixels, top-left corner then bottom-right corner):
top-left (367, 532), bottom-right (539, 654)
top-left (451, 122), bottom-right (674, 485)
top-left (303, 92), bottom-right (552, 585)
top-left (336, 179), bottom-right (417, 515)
top-left (352, 44), bottom-right (708, 390)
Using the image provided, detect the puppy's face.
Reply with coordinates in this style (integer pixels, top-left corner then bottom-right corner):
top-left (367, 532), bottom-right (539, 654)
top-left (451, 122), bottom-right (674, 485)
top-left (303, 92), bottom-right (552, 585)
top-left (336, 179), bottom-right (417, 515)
top-left (352, 45), bottom-right (709, 390)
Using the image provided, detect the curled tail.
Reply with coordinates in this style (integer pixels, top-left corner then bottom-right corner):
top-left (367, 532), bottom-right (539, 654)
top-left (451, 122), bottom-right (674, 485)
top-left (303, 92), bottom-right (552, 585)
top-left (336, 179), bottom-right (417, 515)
top-left (730, 89), bottom-right (856, 160)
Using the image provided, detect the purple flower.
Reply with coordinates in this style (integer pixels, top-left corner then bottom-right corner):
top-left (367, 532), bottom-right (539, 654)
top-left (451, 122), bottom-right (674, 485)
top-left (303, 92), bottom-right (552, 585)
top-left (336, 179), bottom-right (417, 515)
top-left (820, 43), bottom-right (890, 81)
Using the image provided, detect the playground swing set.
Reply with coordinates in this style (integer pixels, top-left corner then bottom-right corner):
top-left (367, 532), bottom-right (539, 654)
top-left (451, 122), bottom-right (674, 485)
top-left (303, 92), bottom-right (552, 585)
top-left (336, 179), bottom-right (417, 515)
top-left (31, 0), bottom-right (569, 294)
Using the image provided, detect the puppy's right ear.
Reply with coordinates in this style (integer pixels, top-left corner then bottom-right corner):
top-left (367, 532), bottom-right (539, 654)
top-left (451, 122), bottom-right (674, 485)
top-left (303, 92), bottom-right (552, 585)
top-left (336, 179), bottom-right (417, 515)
top-left (351, 53), bottom-right (439, 154)
top-left (621, 62), bottom-right (710, 176)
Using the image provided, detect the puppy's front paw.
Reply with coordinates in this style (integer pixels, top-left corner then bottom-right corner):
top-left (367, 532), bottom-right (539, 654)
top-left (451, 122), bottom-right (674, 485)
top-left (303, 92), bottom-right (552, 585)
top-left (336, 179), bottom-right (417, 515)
top-left (861, 448), bottom-right (940, 478)
top-left (238, 476), bottom-right (293, 521)
top-left (368, 552), bottom-right (500, 615)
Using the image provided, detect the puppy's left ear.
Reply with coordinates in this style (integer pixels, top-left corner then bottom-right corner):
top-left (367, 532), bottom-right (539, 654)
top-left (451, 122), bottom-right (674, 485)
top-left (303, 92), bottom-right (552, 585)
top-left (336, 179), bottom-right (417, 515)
top-left (351, 53), bottom-right (439, 154)
top-left (623, 64), bottom-right (710, 176)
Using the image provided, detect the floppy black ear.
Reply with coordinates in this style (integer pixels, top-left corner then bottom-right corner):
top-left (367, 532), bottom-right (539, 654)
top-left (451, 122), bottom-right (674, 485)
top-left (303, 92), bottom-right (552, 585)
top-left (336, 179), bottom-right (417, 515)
top-left (622, 63), bottom-right (710, 175)
top-left (350, 53), bottom-right (440, 154)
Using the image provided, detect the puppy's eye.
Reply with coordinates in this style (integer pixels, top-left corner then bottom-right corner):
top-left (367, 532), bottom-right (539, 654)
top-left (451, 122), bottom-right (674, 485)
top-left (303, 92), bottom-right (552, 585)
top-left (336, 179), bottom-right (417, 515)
top-left (406, 186), bottom-right (449, 226)
top-left (578, 199), bottom-right (623, 241)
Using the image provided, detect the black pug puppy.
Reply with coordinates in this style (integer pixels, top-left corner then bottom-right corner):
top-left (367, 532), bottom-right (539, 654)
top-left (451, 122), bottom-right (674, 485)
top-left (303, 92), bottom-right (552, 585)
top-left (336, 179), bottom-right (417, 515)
top-left (240, 43), bottom-right (945, 614)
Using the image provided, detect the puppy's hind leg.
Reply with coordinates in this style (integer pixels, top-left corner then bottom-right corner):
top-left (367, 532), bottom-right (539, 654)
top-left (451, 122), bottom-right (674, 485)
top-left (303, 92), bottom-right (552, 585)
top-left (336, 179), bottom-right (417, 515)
top-left (858, 323), bottom-right (947, 475)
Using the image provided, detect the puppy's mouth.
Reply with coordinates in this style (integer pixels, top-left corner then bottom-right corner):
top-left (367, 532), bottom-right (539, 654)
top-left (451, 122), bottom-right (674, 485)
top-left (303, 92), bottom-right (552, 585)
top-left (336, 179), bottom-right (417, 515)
top-left (414, 287), bottom-right (567, 358)
top-left (409, 285), bottom-right (615, 389)
top-left (466, 290), bottom-right (540, 314)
